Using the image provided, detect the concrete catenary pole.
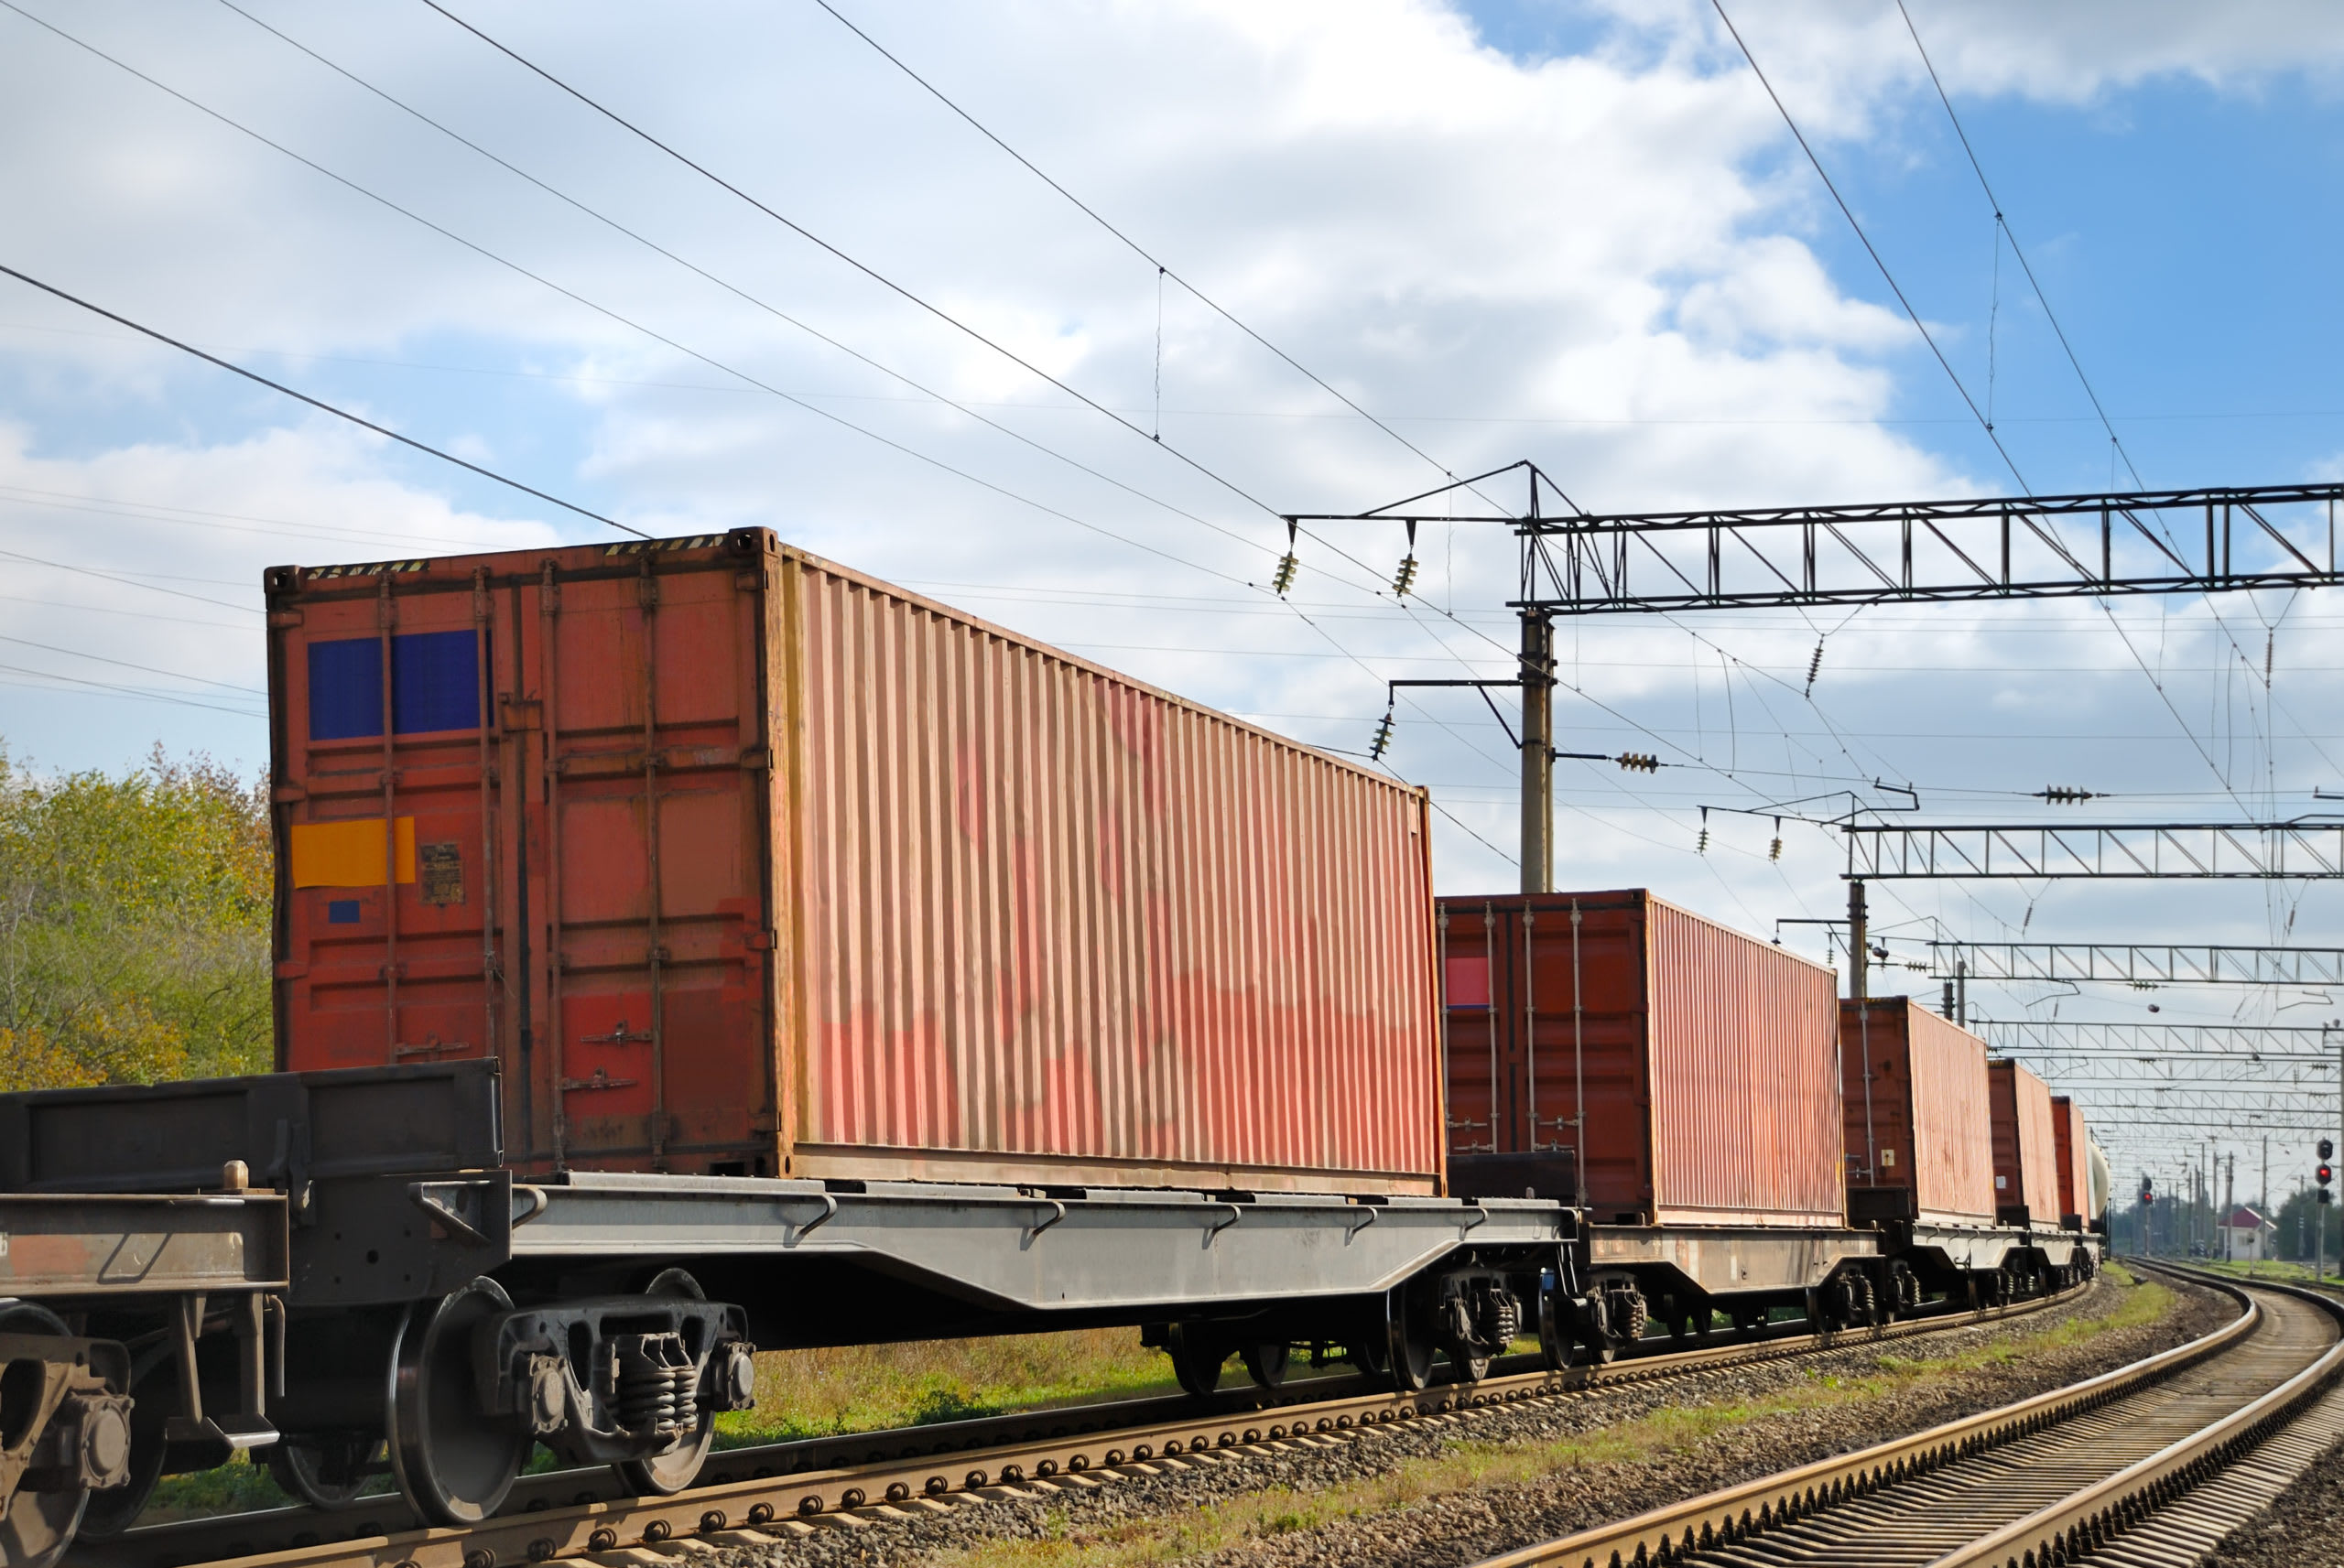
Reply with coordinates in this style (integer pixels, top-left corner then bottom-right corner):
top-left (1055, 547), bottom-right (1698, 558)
top-left (1519, 610), bottom-right (1552, 895)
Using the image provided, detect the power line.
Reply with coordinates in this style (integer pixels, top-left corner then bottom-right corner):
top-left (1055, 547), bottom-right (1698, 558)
top-left (212, 0), bottom-right (1278, 568)
top-left (1707, 0), bottom-right (2024, 492)
top-left (804, 0), bottom-right (1491, 500)
top-left (0, 633), bottom-right (262, 697)
top-left (0, 660), bottom-right (263, 720)
top-left (419, 0), bottom-right (1290, 524)
top-left (0, 258), bottom-right (645, 540)
top-left (1, 4), bottom-right (1259, 591)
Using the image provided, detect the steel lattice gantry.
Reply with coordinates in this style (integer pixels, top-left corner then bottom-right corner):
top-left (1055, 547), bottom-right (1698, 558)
top-left (1509, 481), bottom-right (2344, 615)
top-left (1843, 822), bottom-right (2344, 879)
top-left (1937, 946), bottom-right (2344, 984)
top-left (1980, 1021), bottom-right (2344, 1054)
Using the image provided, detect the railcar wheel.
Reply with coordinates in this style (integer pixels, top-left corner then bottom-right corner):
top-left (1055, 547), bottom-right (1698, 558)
top-left (1240, 1342), bottom-right (1290, 1390)
top-left (1535, 1281), bottom-right (1573, 1372)
top-left (1381, 1287), bottom-right (1435, 1392)
top-left (73, 1343), bottom-right (170, 1541)
top-left (268, 1433), bottom-right (386, 1510)
top-left (1167, 1325), bottom-right (1225, 1399)
top-left (0, 1303), bottom-right (92, 1568)
top-left (387, 1278), bottom-right (531, 1527)
top-left (616, 1270), bottom-right (718, 1497)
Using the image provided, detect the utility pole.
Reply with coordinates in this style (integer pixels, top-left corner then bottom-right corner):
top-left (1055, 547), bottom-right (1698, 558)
top-left (2222, 1154), bottom-right (2234, 1260)
top-left (1518, 610), bottom-right (1553, 895)
top-left (1847, 879), bottom-right (1868, 1002)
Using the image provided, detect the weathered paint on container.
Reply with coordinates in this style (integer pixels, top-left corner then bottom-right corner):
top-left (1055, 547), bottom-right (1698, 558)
top-left (1438, 890), bottom-right (1843, 1227)
top-left (2050, 1096), bottom-right (2091, 1227)
top-left (1840, 999), bottom-right (1995, 1226)
top-left (1986, 1059), bottom-right (2060, 1224)
top-left (267, 529), bottom-right (1441, 1194)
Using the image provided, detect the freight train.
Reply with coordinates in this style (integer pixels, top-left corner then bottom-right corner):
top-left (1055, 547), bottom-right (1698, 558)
top-left (0, 530), bottom-right (2100, 1562)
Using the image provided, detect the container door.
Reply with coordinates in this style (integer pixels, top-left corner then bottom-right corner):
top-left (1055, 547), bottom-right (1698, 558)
top-left (273, 568), bottom-right (507, 1093)
top-left (522, 548), bottom-right (775, 1173)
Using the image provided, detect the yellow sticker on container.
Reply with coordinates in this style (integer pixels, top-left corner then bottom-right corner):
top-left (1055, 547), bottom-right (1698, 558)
top-left (290, 816), bottom-right (416, 888)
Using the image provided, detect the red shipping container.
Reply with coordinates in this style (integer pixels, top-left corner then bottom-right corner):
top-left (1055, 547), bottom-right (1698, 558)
top-left (1839, 999), bottom-right (1995, 1226)
top-left (1439, 890), bottom-right (1843, 1227)
top-left (2050, 1095), bottom-right (2091, 1226)
top-left (1986, 1059), bottom-right (2060, 1223)
top-left (266, 530), bottom-right (1440, 1194)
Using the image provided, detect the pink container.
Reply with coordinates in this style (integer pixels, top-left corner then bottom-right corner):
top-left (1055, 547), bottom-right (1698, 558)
top-left (2050, 1096), bottom-right (2090, 1226)
top-left (1440, 890), bottom-right (1843, 1227)
top-left (1987, 1059), bottom-right (2061, 1223)
top-left (1841, 999), bottom-right (1996, 1226)
top-left (270, 529), bottom-right (1441, 1193)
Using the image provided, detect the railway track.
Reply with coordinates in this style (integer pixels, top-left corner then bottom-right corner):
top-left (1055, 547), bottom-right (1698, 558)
top-left (1476, 1262), bottom-right (2344, 1568)
top-left (75, 1282), bottom-right (2087, 1568)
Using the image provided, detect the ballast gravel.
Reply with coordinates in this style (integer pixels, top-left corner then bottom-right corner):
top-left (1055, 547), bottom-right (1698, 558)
top-left (2202, 1425), bottom-right (2344, 1568)
top-left (711, 1274), bottom-right (2230, 1568)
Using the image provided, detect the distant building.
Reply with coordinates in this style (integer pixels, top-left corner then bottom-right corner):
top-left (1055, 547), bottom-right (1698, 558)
top-left (2219, 1205), bottom-right (2270, 1262)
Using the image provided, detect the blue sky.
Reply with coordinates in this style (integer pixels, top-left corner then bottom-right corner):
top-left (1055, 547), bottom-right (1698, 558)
top-left (5, 0), bottom-right (2344, 1181)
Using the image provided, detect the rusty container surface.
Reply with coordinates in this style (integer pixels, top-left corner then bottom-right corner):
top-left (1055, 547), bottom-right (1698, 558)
top-left (1439, 890), bottom-right (1842, 1226)
top-left (2049, 1096), bottom-right (2090, 1226)
top-left (268, 529), bottom-right (1440, 1193)
top-left (1840, 999), bottom-right (1995, 1227)
top-left (1986, 1059), bottom-right (2060, 1224)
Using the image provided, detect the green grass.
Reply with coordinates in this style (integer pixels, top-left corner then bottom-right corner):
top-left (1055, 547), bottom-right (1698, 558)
top-left (714, 1326), bottom-right (1188, 1446)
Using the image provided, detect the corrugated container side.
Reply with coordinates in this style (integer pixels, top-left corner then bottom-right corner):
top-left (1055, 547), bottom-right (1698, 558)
top-left (1987, 1059), bottom-right (2061, 1222)
top-left (1645, 897), bottom-right (1842, 1227)
top-left (1438, 890), bottom-right (1842, 1226)
top-left (1840, 1000), bottom-right (1995, 1226)
top-left (2050, 1096), bottom-right (2090, 1224)
top-left (271, 530), bottom-right (1441, 1193)
top-left (784, 555), bottom-right (1439, 1189)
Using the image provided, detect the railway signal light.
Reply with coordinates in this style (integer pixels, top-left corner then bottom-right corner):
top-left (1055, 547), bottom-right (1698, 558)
top-left (2320, 1144), bottom-right (2335, 1204)
top-left (2139, 1175), bottom-right (2153, 1206)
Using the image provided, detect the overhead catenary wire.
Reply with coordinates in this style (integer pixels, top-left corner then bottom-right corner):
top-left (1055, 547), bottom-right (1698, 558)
top-left (801, 0), bottom-right (1506, 507)
top-left (211, 0), bottom-right (1281, 568)
top-left (0, 2), bottom-right (1264, 591)
top-left (419, 0), bottom-right (1294, 525)
top-left (0, 260), bottom-right (648, 540)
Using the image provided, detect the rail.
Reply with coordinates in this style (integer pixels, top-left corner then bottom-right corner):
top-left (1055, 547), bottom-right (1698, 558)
top-left (85, 1281), bottom-right (2088, 1568)
top-left (1470, 1262), bottom-right (2344, 1568)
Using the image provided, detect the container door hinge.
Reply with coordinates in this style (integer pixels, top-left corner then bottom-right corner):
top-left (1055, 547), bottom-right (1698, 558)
top-left (267, 609), bottom-right (304, 628)
top-left (739, 746), bottom-right (776, 771)
top-left (271, 782), bottom-right (308, 804)
top-left (745, 927), bottom-right (777, 951)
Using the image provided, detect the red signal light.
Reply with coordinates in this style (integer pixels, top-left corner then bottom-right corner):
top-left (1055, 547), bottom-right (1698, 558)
top-left (2321, 1162), bottom-right (2336, 1185)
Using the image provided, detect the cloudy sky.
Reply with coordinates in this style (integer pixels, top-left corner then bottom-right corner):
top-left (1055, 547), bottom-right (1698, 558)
top-left (5, 0), bottom-right (2344, 1186)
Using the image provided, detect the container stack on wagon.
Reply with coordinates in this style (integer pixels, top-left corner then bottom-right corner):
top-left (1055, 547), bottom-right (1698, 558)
top-left (1988, 1058), bottom-right (2063, 1227)
top-left (1839, 997), bottom-right (1997, 1227)
top-left (267, 529), bottom-right (1441, 1195)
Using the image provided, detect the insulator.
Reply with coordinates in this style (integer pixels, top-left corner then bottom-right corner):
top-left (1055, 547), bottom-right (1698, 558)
top-left (1616, 752), bottom-right (1659, 773)
top-left (1369, 712), bottom-right (1395, 761)
top-left (1804, 640), bottom-right (1825, 694)
top-left (1391, 555), bottom-right (1418, 597)
top-left (1696, 827), bottom-right (1709, 854)
top-left (1768, 837), bottom-right (1782, 861)
top-left (1271, 552), bottom-right (1298, 596)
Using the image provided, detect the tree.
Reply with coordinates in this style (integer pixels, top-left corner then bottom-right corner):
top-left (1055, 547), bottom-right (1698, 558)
top-left (0, 742), bottom-right (270, 1090)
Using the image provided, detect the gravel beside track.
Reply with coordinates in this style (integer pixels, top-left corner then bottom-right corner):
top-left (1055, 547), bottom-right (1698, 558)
top-left (2202, 1427), bottom-right (2344, 1568)
top-left (710, 1274), bottom-right (2228, 1568)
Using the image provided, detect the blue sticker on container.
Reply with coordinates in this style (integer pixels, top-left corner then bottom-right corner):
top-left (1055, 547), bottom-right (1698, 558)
top-left (305, 632), bottom-right (481, 740)
top-left (391, 629), bottom-right (480, 734)
top-left (327, 899), bottom-right (361, 925)
top-left (307, 638), bottom-right (383, 741)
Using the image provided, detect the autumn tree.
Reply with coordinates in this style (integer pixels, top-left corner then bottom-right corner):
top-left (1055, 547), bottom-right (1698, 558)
top-left (0, 742), bottom-right (271, 1091)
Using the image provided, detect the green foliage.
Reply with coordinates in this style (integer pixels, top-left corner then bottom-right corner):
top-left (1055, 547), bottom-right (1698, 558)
top-left (0, 741), bottom-right (271, 1090)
